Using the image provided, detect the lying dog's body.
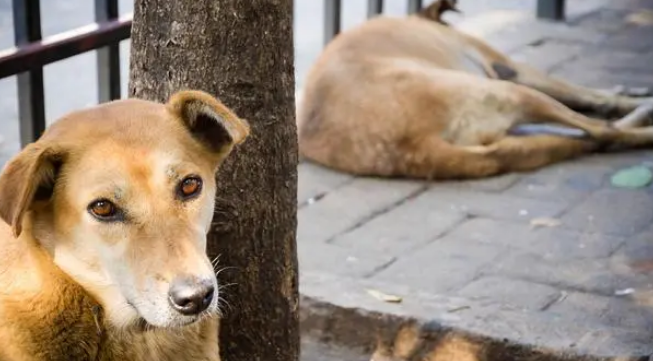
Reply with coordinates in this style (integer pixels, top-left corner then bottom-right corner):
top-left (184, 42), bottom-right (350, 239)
top-left (298, 0), bottom-right (653, 180)
top-left (0, 91), bottom-right (249, 360)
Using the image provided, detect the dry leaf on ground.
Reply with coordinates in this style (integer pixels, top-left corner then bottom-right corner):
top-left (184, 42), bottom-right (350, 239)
top-left (627, 10), bottom-right (653, 26)
top-left (529, 217), bottom-right (562, 229)
top-left (366, 289), bottom-right (403, 303)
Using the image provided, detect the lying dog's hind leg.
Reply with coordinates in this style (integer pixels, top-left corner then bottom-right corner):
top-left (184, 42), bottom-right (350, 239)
top-left (506, 83), bottom-right (653, 148)
top-left (499, 82), bottom-right (616, 136)
top-left (403, 128), bottom-right (653, 180)
top-left (459, 32), bottom-right (651, 117)
top-left (495, 61), bottom-right (652, 118)
top-left (457, 78), bottom-right (653, 147)
top-left (487, 135), bottom-right (598, 172)
top-left (398, 134), bottom-right (595, 179)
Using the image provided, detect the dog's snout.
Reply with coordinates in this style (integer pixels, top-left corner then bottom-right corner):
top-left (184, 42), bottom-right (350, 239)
top-left (168, 276), bottom-right (214, 316)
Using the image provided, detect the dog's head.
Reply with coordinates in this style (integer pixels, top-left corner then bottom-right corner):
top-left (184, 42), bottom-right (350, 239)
top-left (0, 90), bottom-right (249, 329)
top-left (418, 0), bottom-right (461, 24)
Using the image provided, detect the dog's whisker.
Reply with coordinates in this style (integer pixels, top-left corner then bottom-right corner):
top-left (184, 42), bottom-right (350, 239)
top-left (210, 253), bottom-right (222, 267)
top-left (214, 305), bottom-right (225, 318)
top-left (216, 296), bottom-right (234, 313)
top-left (214, 266), bottom-right (239, 277)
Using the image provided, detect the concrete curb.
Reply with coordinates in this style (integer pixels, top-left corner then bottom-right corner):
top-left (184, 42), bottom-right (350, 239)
top-left (299, 272), bottom-right (649, 361)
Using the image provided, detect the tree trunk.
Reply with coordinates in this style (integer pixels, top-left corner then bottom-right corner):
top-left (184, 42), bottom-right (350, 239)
top-left (128, 2), bottom-right (299, 361)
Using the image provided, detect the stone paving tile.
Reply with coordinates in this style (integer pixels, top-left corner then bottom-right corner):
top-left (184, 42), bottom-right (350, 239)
top-left (453, 275), bottom-right (562, 311)
top-left (422, 186), bottom-right (569, 222)
top-left (298, 241), bottom-right (396, 279)
top-left (570, 7), bottom-right (634, 34)
top-left (546, 291), bottom-right (653, 333)
top-left (545, 291), bottom-right (613, 324)
top-left (297, 177), bottom-right (426, 244)
top-left (561, 46), bottom-right (653, 74)
top-left (330, 188), bottom-right (466, 258)
top-left (509, 40), bottom-right (587, 73)
top-left (455, 305), bottom-right (593, 353)
top-left (370, 236), bottom-right (508, 294)
top-left (503, 160), bottom-right (613, 205)
top-left (605, 0), bottom-right (653, 11)
top-left (486, 251), bottom-right (650, 296)
top-left (487, 16), bottom-right (608, 54)
top-left (551, 63), bottom-right (653, 89)
top-left (437, 173), bottom-right (522, 193)
top-left (561, 188), bottom-right (653, 237)
top-left (609, 226), bottom-right (653, 274)
top-left (447, 217), bottom-right (625, 261)
top-left (298, 163), bottom-right (354, 207)
top-left (602, 25), bottom-right (653, 53)
top-left (574, 327), bottom-right (653, 356)
top-left (575, 150), bottom-right (653, 169)
top-left (455, 9), bottom-right (607, 56)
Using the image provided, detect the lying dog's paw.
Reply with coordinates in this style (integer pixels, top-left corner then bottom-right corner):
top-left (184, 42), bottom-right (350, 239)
top-left (611, 85), bottom-right (652, 98)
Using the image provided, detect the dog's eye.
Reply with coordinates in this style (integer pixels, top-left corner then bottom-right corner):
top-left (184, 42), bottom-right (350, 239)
top-left (178, 176), bottom-right (203, 200)
top-left (88, 200), bottom-right (118, 220)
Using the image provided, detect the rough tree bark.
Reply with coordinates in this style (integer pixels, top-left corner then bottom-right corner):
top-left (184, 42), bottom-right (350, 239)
top-left (129, 1), bottom-right (299, 361)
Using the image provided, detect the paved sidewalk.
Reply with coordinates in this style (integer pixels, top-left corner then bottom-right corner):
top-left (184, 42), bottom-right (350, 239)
top-left (298, 2), bottom-right (653, 359)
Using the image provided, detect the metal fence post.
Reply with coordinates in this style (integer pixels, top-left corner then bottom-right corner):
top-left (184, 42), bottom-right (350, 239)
top-left (537, 0), bottom-right (565, 20)
top-left (324, 0), bottom-right (342, 46)
top-left (13, 0), bottom-right (46, 147)
top-left (95, 0), bottom-right (122, 102)
top-left (367, 0), bottom-right (383, 18)
top-left (407, 0), bottom-right (423, 14)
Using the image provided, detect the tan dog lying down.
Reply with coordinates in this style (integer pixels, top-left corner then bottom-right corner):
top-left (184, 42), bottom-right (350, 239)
top-left (0, 90), bottom-right (249, 360)
top-left (298, 0), bottom-right (653, 180)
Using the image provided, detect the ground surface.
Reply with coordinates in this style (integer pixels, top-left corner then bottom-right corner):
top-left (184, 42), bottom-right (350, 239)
top-left (1, 0), bottom-right (653, 359)
top-left (297, 1), bottom-right (653, 359)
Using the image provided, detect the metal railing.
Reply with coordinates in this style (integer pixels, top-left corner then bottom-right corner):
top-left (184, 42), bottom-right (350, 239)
top-left (0, 0), bottom-right (563, 148)
top-left (324, 0), bottom-right (424, 46)
top-left (0, 0), bottom-right (132, 147)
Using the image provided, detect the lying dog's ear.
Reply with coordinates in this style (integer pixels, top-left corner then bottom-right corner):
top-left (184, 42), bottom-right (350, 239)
top-left (0, 143), bottom-right (64, 238)
top-left (167, 90), bottom-right (250, 157)
top-left (419, 0), bottom-right (461, 23)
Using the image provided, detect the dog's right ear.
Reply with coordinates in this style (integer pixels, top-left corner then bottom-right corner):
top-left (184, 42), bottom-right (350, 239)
top-left (0, 143), bottom-right (63, 238)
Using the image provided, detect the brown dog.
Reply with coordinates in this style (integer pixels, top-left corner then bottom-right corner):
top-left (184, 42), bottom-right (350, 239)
top-left (298, 0), bottom-right (653, 180)
top-left (0, 90), bottom-right (249, 360)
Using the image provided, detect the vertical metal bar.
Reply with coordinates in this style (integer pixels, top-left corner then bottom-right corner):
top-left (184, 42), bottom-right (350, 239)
top-left (537, 0), bottom-right (565, 20)
top-left (324, 0), bottom-right (341, 46)
top-left (95, 0), bottom-right (121, 102)
top-left (13, 0), bottom-right (46, 147)
top-left (367, 0), bottom-right (383, 18)
top-left (407, 0), bottom-right (423, 14)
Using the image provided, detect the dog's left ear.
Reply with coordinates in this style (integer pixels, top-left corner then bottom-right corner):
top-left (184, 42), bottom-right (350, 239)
top-left (167, 90), bottom-right (250, 157)
top-left (0, 143), bottom-right (64, 237)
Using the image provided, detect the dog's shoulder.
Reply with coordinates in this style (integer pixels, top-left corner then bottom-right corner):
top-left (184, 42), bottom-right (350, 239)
top-left (0, 233), bottom-right (103, 360)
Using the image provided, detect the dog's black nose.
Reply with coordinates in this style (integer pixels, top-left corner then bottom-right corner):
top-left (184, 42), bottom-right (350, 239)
top-left (168, 276), bottom-right (214, 315)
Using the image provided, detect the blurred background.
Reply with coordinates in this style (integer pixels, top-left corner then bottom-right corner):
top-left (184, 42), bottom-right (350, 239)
top-left (0, 0), bottom-right (610, 161)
